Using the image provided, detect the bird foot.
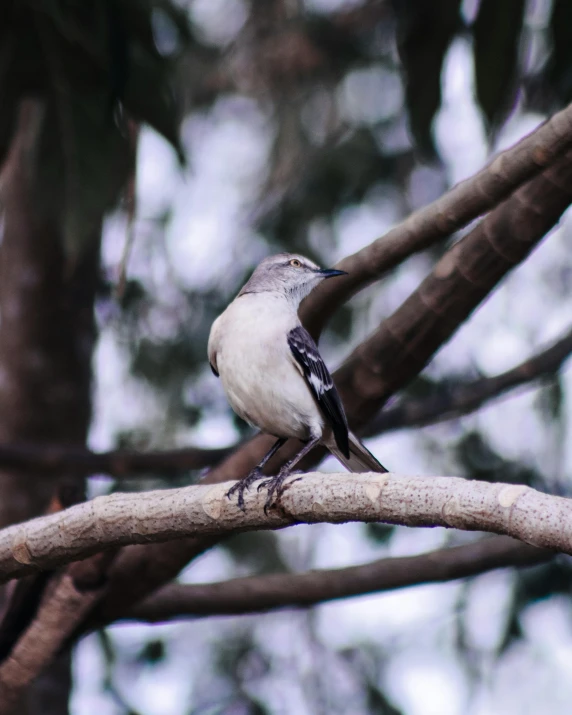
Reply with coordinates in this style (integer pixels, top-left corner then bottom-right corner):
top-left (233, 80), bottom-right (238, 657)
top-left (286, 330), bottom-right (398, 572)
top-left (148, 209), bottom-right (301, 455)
top-left (257, 469), bottom-right (303, 515)
top-left (226, 467), bottom-right (264, 511)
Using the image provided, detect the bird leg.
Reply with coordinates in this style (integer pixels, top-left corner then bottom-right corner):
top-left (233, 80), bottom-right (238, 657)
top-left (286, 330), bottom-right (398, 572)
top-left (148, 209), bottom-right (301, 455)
top-left (226, 437), bottom-right (286, 510)
top-left (257, 437), bottom-right (320, 514)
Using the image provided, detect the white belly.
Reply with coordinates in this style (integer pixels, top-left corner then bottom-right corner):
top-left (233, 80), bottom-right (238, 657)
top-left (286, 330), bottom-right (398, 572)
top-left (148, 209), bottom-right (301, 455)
top-left (214, 297), bottom-right (324, 440)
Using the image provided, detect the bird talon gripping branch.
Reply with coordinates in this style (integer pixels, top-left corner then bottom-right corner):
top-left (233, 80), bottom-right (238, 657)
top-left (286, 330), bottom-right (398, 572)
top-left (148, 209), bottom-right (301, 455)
top-left (209, 253), bottom-right (388, 512)
top-left (226, 467), bottom-right (264, 510)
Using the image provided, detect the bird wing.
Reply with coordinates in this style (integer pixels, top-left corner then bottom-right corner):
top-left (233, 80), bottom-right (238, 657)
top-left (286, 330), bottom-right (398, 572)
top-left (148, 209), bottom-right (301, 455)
top-left (207, 315), bottom-right (221, 377)
top-left (287, 325), bottom-right (349, 458)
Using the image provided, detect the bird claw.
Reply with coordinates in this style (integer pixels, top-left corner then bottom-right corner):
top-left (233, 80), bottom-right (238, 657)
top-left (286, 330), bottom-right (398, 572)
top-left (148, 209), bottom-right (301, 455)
top-left (226, 467), bottom-right (264, 511)
top-left (257, 469), bottom-right (304, 514)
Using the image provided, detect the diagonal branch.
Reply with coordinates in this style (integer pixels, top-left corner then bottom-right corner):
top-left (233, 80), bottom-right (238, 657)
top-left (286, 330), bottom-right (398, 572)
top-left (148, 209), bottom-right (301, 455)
top-left (302, 101), bottom-right (572, 335)
top-left (0, 471), bottom-right (570, 584)
top-left (334, 148), bottom-right (572, 426)
top-left (0, 552), bottom-right (115, 711)
top-left (363, 326), bottom-right (572, 436)
top-left (128, 536), bottom-right (550, 622)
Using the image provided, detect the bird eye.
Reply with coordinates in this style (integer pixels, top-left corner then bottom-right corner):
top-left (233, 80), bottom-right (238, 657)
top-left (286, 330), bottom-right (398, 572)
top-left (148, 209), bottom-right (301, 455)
top-left (290, 259), bottom-right (302, 268)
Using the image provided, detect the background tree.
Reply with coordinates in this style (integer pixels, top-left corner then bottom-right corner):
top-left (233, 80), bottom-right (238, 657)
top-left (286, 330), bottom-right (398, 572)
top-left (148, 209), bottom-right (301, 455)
top-left (2, 0), bottom-right (572, 713)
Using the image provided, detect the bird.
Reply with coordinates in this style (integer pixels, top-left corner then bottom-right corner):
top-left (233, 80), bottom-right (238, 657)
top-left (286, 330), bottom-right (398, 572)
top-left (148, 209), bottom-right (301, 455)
top-left (208, 252), bottom-right (387, 511)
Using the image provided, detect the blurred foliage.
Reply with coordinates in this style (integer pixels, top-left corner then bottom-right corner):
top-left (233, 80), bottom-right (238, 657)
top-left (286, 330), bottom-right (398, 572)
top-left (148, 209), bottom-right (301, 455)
top-left (456, 431), bottom-right (542, 488)
top-left (341, 645), bottom-right (404, 715)
top-left (0, 0), bottom-right (191, 258)
top-left (222, 531), bottom-right (290, 575)
top-left (472, 0), bottom-right (526, 132)
top-left (395, 0), bottom-right (462, 157)
top-left (137, 638), bottom-right (166, 664)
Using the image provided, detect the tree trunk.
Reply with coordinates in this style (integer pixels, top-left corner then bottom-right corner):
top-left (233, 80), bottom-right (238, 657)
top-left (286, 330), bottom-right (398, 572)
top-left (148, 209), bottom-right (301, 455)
top-left (0, 102), bottom-right (100, 713)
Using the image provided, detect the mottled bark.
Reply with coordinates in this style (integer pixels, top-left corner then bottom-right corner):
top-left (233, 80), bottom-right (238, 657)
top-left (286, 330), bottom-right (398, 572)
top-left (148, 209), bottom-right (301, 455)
top-left (0, 472), bottom-right (567, 580)
top-left (0, 103), bottom-right (99, 712)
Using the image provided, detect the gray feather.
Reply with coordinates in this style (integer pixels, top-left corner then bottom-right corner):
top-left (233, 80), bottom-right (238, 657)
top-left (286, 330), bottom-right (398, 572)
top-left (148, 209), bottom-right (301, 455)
top-left (326, 430), bottom-right (388, 473)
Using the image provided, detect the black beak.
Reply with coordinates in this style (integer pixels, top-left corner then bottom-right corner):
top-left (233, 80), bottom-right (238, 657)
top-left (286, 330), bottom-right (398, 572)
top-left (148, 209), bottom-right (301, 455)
top-left (314, 268), bottom-right (348, 279)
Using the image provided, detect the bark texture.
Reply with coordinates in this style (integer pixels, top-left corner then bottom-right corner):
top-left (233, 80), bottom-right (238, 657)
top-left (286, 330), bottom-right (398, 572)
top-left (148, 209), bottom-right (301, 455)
top-left (0, 472), bottom-right (569, 580)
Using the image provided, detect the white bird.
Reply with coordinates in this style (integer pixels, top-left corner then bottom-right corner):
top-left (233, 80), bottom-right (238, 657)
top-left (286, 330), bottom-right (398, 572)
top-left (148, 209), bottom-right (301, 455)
top-left (208, 253), bottom-right (387, 511)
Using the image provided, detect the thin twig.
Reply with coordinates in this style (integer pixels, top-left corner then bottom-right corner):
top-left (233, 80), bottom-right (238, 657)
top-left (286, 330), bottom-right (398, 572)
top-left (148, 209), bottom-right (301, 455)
top-left (0, 442), bottom-right (232, 477)
top-left (363, 327), bottom-right (572, 436)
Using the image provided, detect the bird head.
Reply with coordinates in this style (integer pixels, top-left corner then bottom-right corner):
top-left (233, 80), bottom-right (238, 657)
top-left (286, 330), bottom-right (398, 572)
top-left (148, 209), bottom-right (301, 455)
top-left (239, 253), bottom-right (347, 304)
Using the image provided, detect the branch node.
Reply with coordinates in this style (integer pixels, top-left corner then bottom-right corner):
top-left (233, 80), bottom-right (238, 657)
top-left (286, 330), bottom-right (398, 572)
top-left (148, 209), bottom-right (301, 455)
top-left (497, 484), bottom-right (528, 509)
top-left (11, 536), bottom-right (32, 566)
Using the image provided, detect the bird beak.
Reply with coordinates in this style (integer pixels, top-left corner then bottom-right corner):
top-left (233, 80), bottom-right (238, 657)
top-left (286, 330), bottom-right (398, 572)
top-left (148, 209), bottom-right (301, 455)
top-left (314, 268), bottom-right (348, 279)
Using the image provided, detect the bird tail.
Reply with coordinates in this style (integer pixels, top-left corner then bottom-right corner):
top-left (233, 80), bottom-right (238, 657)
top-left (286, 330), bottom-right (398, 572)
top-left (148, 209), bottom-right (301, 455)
top-left (326, 430), bottom-right (388, 473)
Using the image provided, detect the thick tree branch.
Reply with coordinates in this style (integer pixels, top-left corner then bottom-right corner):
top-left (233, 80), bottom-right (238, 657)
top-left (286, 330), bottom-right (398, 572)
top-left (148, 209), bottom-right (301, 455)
top-left (0, 472), bottom-right (569, 583)
top-left (333, 148), bottom-right (572, 426)
top-left (0, 571), bottom-right (105, 712)
top-left (302, 101), bottom-right (572, 335)
top-left (128, 536), bottom-right (550, 622)
top-left (0, 552), bottom-right (117, 711)
top-left (363, 326), bottom-right (572, 435)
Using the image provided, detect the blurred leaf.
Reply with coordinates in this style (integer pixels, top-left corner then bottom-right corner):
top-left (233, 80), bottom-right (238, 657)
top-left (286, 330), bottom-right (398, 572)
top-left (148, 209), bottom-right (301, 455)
top-left (456, 431), bottom-right (539, 486)
top-left (341, 646), bottom-right (404, 715)
top-left (515, 559), bottom-right (572, 605)
top-left (498, 558), bottom-right (572, 655)
top-left (528, 0), bottom-right (572, 111)
top-left (535, 375), bottom-right (564, 422)
top-left (122, 39), bottom-right (185, 163)
top-left (137, 638), bottom-right (166, 664)
top-left (0, 0), bottom-right (190, 258)
top-left (304, 14), bottom-right (368, 72)
top-left (548, 0), bottom-right (572, 103)
top-left (223, 531), bottom-right (290, 574)
top-left (365, 522), bottom-right (394, 544)
top-left (472, 0), bottom-right (525, 132)
top-left (0, 27), bottom-right (18, 170)
top-left (394, 0), bottom-right (462, 157)
top-left (118, 278), bottom-right (147, 310)
top-left (261, 129), bottom-right (412, 244)
top-left (215, 632), bottom-right (271, 681)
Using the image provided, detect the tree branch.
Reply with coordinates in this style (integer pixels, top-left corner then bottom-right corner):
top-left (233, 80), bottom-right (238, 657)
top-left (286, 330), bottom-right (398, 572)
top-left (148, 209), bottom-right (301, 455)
top-left (302, 101), bottom-right (572, 335)
top-left (363, 326), bottom-right (572, 436)
top-left (0, 551), bottom-right (117, 710)
top-left (0, 571), bottom-right (105, 711)
top-left (127, 536), bottom-right (550, 622)
top-left (0, 472), bottom-right (569, 584)
top-left (0, 442), bottom-right (232, 478)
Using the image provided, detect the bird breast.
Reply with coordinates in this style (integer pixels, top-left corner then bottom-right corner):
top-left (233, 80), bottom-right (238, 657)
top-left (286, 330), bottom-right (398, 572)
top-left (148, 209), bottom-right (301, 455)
top-left (213, 296), bottom-right (324, 440)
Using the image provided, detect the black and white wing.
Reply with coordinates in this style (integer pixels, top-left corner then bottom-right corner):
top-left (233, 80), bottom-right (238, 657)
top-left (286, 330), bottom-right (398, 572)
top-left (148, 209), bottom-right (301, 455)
top-left (287, 325), bottom-right (349, 458)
